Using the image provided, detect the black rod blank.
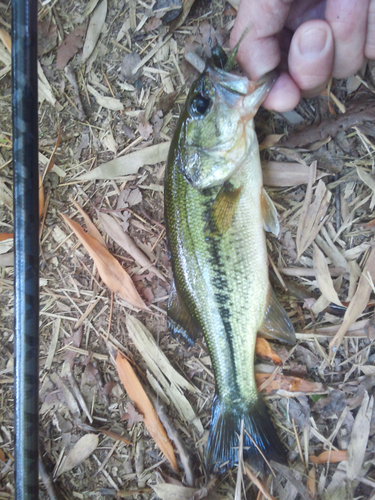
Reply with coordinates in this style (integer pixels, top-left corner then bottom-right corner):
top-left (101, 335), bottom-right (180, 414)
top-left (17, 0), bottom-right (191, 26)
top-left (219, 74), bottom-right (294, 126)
top-left (12, 0), bottom-right (39, 497)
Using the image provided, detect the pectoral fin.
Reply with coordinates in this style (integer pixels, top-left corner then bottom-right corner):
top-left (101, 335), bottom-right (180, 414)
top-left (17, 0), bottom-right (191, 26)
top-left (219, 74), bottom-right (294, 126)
top-left (259, 287), bottom-right (296, 345)
top-left (207, 182), bottom-right (242, 235)
top-left (261, 188), bottom-right (279, 236)
top-left (167, 280), bottom-right (201, 346)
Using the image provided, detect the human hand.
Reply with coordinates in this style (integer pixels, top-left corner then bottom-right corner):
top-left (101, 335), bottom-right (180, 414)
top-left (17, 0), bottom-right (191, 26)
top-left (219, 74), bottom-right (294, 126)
top-left (230, 0), bottom-right (375, 111)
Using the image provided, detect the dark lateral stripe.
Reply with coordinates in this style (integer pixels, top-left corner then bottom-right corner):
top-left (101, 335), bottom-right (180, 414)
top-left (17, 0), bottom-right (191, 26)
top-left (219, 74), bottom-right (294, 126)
top-left (203, 196), bottom-right (240, 396)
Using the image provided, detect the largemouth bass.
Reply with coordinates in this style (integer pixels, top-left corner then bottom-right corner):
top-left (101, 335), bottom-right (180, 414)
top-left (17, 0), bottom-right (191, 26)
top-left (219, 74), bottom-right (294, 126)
top-left (164, 47), bottom-right (296, 473)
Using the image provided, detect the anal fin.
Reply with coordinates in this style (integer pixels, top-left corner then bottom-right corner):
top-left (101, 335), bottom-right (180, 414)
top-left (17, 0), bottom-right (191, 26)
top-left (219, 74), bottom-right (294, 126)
top-left (167, 280), bottom-right (201, 346)
top-left (259, 286), bottom-right (296, 345)
top-left (261, 187), bottom-right (279, 236)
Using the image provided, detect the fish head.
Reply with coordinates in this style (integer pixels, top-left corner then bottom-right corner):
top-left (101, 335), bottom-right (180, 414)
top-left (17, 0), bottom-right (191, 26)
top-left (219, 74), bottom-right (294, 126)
top-left (175, 64), bottom-right (277, 190)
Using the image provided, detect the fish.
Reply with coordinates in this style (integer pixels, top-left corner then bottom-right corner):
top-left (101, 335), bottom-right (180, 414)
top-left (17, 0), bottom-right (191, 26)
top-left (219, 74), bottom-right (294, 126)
top-left (164, 44), bottom-right (296, 473)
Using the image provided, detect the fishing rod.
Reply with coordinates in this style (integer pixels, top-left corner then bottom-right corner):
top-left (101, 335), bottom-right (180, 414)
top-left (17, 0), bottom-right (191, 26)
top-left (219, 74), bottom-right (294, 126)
top-left (12, 0), bottom-right (39, 497)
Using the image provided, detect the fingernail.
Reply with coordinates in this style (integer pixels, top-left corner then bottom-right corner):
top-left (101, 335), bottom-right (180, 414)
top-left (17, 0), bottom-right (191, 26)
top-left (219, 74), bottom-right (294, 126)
top-left (299, 28), bottom-right (328, 56)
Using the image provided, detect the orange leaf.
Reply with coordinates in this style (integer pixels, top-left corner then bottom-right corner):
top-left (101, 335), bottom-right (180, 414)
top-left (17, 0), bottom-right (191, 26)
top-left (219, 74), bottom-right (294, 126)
top-left (61, 213), bottom-right (148, 311)
top-left (115, 351), bottom-right (178, 471)
top-left (70, 198), bottom-right (106, 247)
top-left (0, 448), bottom-right (5, 462)
top-left (255, 338), bottom-right (282, 365)
top-left (309, 449), bottom-right (347, 464)
top-left (0, 233), bottom-right (13, 241)
top-left (256, 373), bottom-right (324, 395)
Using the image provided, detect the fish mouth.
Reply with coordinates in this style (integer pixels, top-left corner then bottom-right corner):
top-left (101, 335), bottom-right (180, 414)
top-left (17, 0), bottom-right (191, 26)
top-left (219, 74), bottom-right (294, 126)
top-left (244, 69), bottom-right (278, 112)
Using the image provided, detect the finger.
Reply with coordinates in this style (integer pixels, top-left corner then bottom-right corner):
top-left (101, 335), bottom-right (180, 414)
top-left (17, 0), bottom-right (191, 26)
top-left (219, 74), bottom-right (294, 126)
top-left (325, 0), bottom-right (369, 78)
top-left (262, 73), bottom-right (301, 112)
top-left (230, 0), bottom-right (295, 80)
top-left (365, 0), bottom-right (375, 59)
top-left (288, 20), bottom-right (334, 96)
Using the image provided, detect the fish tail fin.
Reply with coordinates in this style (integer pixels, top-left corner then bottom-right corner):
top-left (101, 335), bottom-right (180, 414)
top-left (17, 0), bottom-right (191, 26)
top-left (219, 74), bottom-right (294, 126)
top-left (206, 395), bottom-right (287, 474)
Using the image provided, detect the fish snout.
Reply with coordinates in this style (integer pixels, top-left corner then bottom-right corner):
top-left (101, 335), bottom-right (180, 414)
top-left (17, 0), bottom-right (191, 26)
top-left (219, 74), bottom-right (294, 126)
top-left (244, 70), bottom-right (278, 114)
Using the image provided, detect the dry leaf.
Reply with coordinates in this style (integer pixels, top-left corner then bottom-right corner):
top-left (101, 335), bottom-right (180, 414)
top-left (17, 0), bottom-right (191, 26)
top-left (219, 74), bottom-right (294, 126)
top-left (71, 199), bottom-right (106, 247)
top-left (96, 211), bottom-right (166, 281)
top-left (126, 315), bottom-right (203, 434)
top-left (42, 124), bottom-right (62, 181)
top-left (61, 213), bottom-right (148, 311)
top-left (87, 84), bottom-right (124, 111)
top-left (81, 0), bottom-right (107, 63)
top-left (151, 484), bottom-right (197, 500)
top-left (255, 338), bottom-right (282, 365)
top-left (296, 164), bottom-right (331, 259)
top-left (0, 233), bottom-right (13, 242)
top-left (77, 142), bottom-right (170, 180)
top-left (260, 134), bottom-right (284, 149)
top-left (169, 0), bottom-right (196, 32)
top-left (115, 351), bottom-right (178, 471)
top-left (56, 25), bottom-right (86, 70)
top-left (309, 450), bottom-right (348, 464)
top-left (307, 466), bottom-right (316, 498)
top-left (120, 401), bottom-right (144, 429)
top-left (262, 161), bottom-right (328, 187)
top-left (0, 234), bottom-right (13, 254)
top-left (347, 392), bottom-right (373, 480)
top-left (256, 373), bottom-right (324, 395)
top-left (55, 433), bottom-right (99, 477)
top-left (330, 247), bottom-right (375, 356)
top-left (313, 243), bottom-right (343, 306)
top-left (0, 28), bottom-right (11, 53)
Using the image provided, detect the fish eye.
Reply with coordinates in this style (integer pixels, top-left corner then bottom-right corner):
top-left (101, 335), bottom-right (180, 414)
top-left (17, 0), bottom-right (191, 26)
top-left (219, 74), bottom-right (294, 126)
top-left (189, 94), bottom-right (212, 118)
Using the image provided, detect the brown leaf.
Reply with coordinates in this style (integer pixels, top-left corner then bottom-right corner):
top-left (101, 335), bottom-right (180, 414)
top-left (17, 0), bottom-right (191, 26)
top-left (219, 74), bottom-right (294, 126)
top-left (283, 98), bottom-right (375, 148)
top-left (262, 161), bottom-right (328, 187)
top-left (56, 433), bottom-right (99, 477)
top-left (256, 373), bottom-right (324, 395)
top-left (260, 134), bottom-right (284, 149)
top-left (70, 199), bottom-right (106, 247)
top-left (0, 233), bottom-right (13, 241)
top-left (96, 211), bottom-right (166, 281)
top-left (56, 24), bottom-right (86, 70)
top-left (61, 213), bottom-right (148, 311)
top-left (313, 243), bottom-right (343, 306)
top-left (330, 247), bottom-right (375, 357)
top-left (115, 351), bottom-right (178, 471)
top-left (309, 450), bottom-right (348, 465)
top-left (81, 0), bottom-right (107, 63)
top-left (38, 19), bottom-right (58, 56)
top-left (255, 338), bottom-right (282, 365)
top-left (296, 164), bottom-right (331, 259)
top-left (120, 401), bottom-right (144, 429)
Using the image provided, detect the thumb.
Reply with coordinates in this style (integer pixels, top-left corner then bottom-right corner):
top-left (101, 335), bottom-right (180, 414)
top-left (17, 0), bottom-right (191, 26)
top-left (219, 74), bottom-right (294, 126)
top-left (288, 20), bottom-right (334, 97)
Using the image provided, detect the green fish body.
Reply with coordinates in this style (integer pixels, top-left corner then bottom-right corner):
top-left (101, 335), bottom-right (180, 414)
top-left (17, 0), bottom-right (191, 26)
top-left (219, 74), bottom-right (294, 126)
top-left (164, 55), bottom-right (295, 473)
